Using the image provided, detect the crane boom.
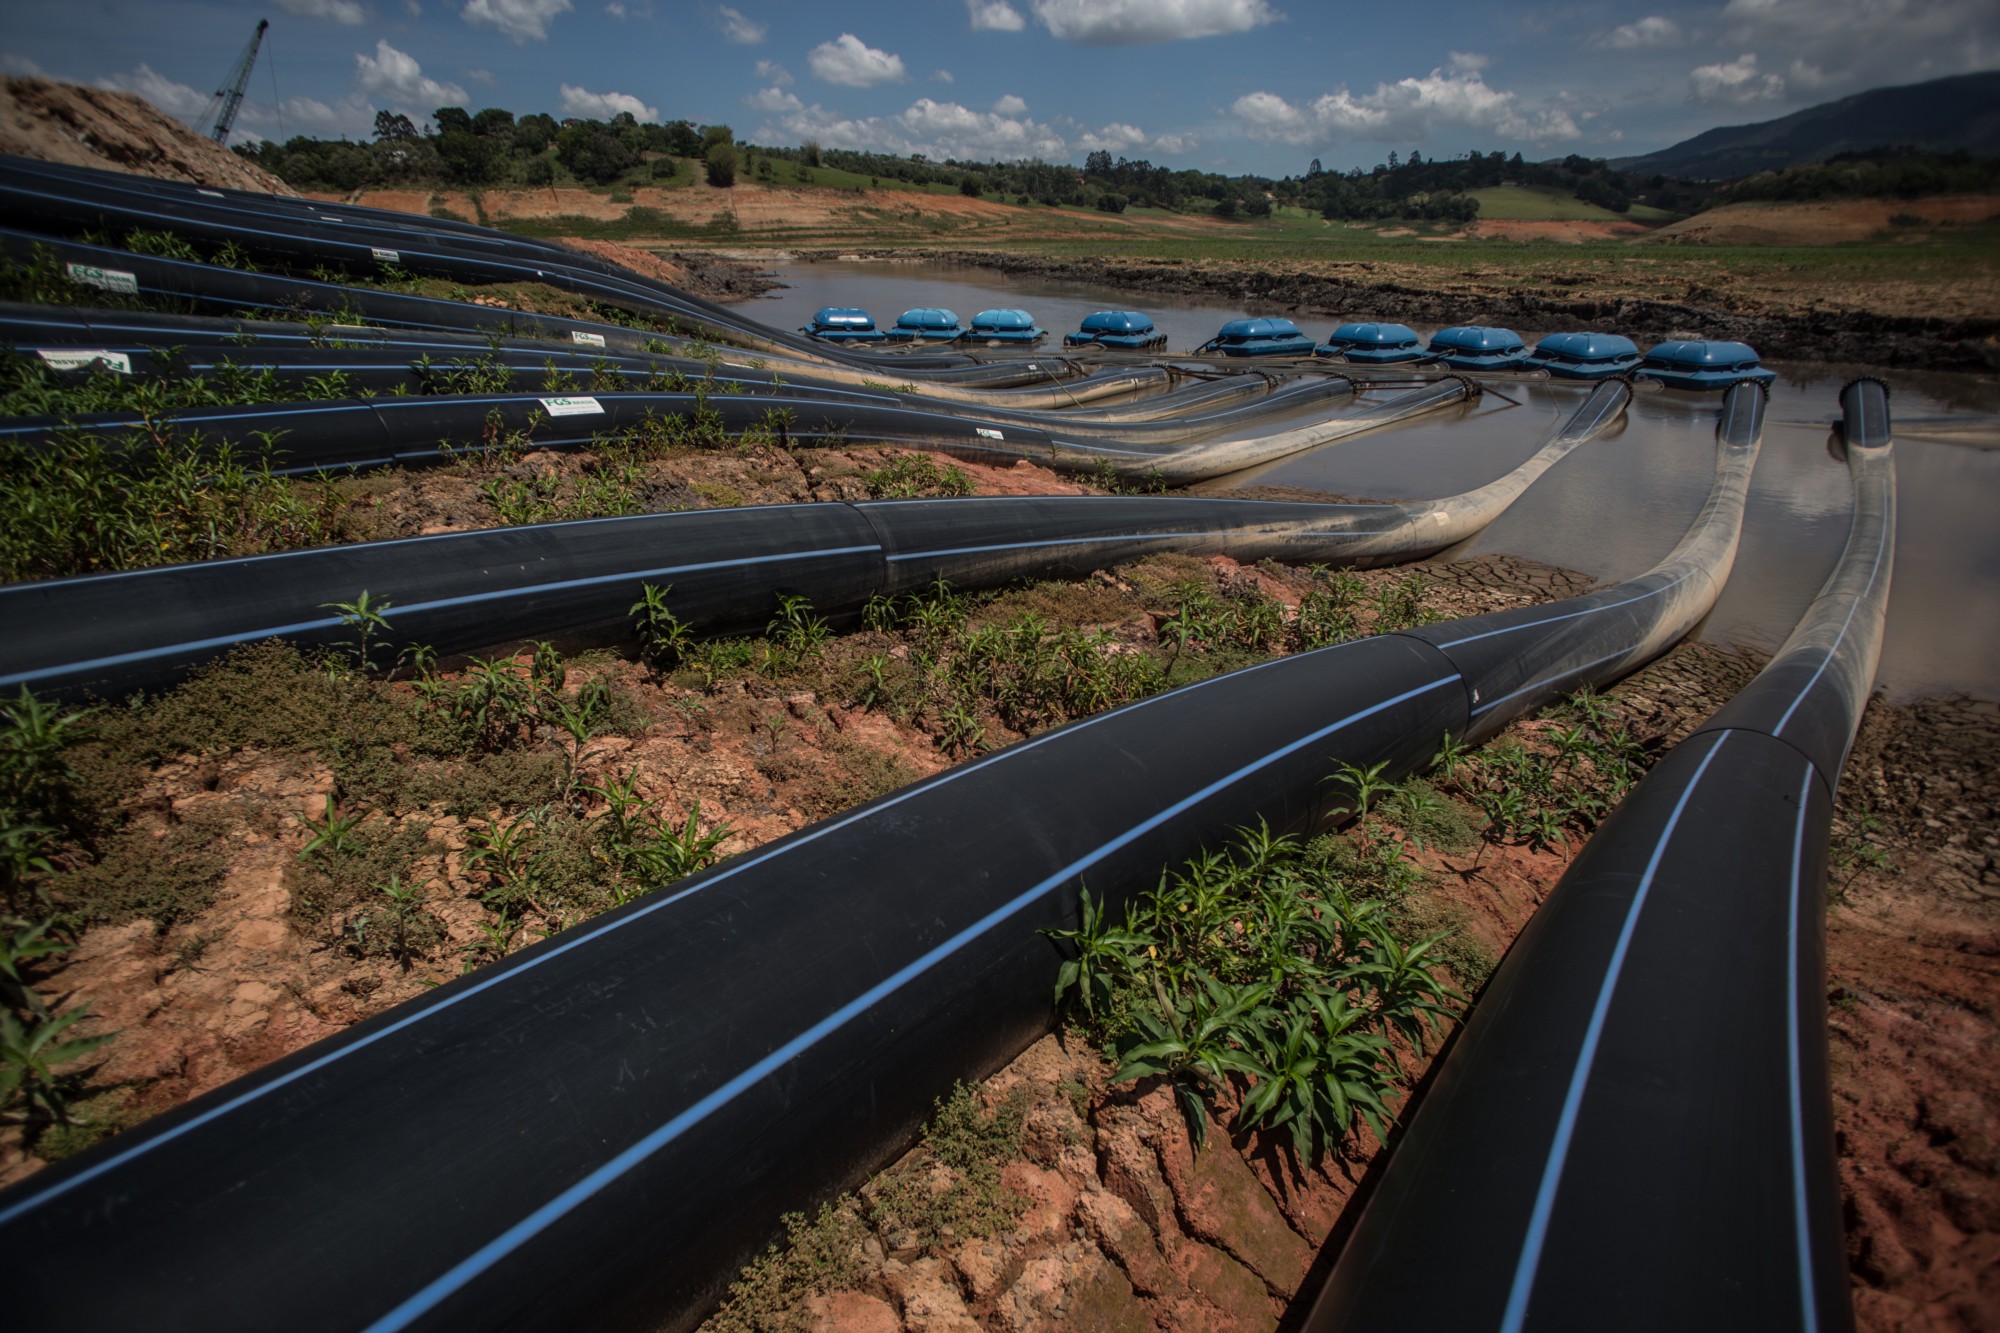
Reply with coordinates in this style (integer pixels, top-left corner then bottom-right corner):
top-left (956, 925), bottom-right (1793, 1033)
top-left (199, 19), bottom-right (269, 145)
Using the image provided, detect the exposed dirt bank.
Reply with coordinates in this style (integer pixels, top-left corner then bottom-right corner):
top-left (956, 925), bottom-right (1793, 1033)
top-left (550, 237), bottom-right (780, 302)
top-left (0, 76), bottom-right (297, 196)
top-left (1648, 195), bottom-right (2000, 247)
top-left (790, 248), bottom-right (2000, 372)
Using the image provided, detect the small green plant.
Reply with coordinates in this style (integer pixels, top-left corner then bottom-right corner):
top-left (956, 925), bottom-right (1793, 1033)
top-left (761, 594), bottom-right (832, 675)
top-left (630, 583), bottom-right (693, 668)
top-left (299, 794), bottom-right (365, 862)
top-left (0, 916), bottom-right (111, 1127)
top-left (345, 873), bottom-right (441, 965)
top-left (323, 590), bottom-right (394, 674)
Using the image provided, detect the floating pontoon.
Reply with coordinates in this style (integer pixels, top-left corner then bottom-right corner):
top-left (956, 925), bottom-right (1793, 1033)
top-left (1638, 339), bottom-right (1778, 390)
top-left (1195, 316), bottom-right (1315, 358)
top-left (1426, 325), bottom-right (1532, 371)
top-left (966, 308), bottom-right (1046, 345)
top-left (1063, 310), bottom-right (1168, 351)
top-left (883, 308), bottom-right (964, 343)
top-left (799, 307), bottom-right (887, 344)
top-left (1316, 322), bottom-right (1427, 364)
top-left (1524, 331), bottom-right (1642, 380)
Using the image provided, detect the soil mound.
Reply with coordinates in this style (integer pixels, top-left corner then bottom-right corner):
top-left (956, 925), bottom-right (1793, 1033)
top-left (1644, 194), bottom-right (2000, 246)
top-left (0, 76), bottom-right (297, 196)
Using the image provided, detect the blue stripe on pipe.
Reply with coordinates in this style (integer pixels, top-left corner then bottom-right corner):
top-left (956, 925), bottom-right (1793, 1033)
top-left (1771, 517), bottom-right (1890, 740)
top-left (359, 673), bottom-right (1463, 1333)
top-left (1467, 646), bottom-right (1634, 719)
top-left (888, 524), bottom-right (1397, 563)
top-left (1498, 730), bottom-right (1730, 1333)
top-left (1432, 569), bottom-right (1696, 650)
top-left (0, 544), bottom-right (881, 688)
top-left (0, 642), bottom-right (1374, 1222)
top-left (1786, 760), bottom-right (1823, 1332)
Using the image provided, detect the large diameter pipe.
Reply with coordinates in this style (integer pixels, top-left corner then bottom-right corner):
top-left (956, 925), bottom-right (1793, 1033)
top-left (0, 376), bottom-right (1613, 703)
top-left (1, 230), bottom-right (1087, 400)
top-left (1300, 378), bottom-right (1888, 1333)
top-left (0, 395), bottom-right (1753, 1332)
top-left (0, 161), bottom-right (938, 372)
top-left (1404, 381), bottom-right (1765, 741)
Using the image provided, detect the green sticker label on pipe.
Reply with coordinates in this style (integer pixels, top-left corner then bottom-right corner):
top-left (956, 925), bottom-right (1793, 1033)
top-left (65, 263), bottom-right (138, 295)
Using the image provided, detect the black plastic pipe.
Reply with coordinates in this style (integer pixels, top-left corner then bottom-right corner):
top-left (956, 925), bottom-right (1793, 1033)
top-left (1, 304), bottom-right (1342, 437)
top-left (1300, 380), bottom-right (1890, 1333)
top-left (0, 385), bottom-right (1753, 1333)
top-left (0, 382), bottom-right (1625, 703)
top-left (0, 368), bottom-right (1476, 483)
top-left (0, 230), bottom-right (1068, 394)
top-left (1, 157), bottom-right (964, 372)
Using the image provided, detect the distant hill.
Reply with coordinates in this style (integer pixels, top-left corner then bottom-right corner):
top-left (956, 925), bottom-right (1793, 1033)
top-left (1613, 71), bottom-right (2000, 181)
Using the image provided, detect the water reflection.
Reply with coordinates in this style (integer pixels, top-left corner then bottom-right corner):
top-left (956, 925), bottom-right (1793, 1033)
top-left (758, 261), bottom-right (2000, 702)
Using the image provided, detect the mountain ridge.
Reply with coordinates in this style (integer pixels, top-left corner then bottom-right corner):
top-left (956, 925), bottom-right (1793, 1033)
top-left (1611, 71), bottom-right (2000, 181)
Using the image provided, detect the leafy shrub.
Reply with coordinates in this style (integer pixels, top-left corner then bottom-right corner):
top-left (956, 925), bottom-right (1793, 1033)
top-left (1050, 821), bottom-right (1459, 1157)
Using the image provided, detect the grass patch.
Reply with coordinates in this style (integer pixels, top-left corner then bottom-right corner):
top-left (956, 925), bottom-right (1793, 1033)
top-left (704, 1201), bottom-right (872, 1333)
top-left (867, 1081), bottom-right (1030, 1253)
top-left (51, 802), bottom-right (235, 931)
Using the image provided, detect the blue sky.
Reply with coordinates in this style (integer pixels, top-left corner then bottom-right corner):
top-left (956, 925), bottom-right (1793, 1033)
top-left (5, 0), bottom-right (1996, 175)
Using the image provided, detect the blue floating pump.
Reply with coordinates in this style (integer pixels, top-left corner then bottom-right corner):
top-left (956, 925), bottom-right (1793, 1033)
top-left (1317, 321), bottom-right (1426, 364)
top-left (1196, 316), bottom-right (1316, 358)
top-left (1524, 331), bottom-right (1642, 380)
top-left (800, 307), bottom-right (887, 343)
top-left (1638, 340), bottom-right (1777, 391)
top-left (1427, 325), bottom-right (1531, 370)
top-left (885, 308), bottom-right (964, 342)
top-left (967, 308), bottom-right (1046, 344)
top-left (1063, 310), bottom-right (1166, 351)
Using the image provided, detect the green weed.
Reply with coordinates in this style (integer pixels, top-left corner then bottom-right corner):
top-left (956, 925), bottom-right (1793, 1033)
top-left (1050, 820), bottom-right (1459, 1158)
top-left (864, 453), bottom-right (974, 499)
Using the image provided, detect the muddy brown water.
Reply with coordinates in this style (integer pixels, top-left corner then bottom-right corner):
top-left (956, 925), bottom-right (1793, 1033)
top-left (758, 261), bottom-right (2000, 704)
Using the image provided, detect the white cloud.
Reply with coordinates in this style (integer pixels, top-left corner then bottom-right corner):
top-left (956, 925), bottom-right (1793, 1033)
top-left (932, 68), bottom-right (955, 83)
top-left (98, 64), bottom-right (210, 121)
top-left (560, 84), bottom-right (660, 121)
top-left (605, 2), bottom-right (626, 16)
top-left (755, 60), bottom-right (792, 85)
top-left (745, 85), bottom-right (804, 113)
top-left (1717, 0), bottom-right (1999, 99)
top-left (276, 0), bottom-right (367, 24)
top-left (461, 0), bottom-right (571, 42)
top-left (404, 0), bottom-right (422, 15)
top-left (1594, 15), bottom-right (1680, 49)
top-left (1688, 52), bottom-right (1785, 103)
top-left (2, 54), bottom-right (50, 77)
top-left (993, 93), bottom-right (1028, 115)
top-left (1231, 62), bottom-right (1581, 147)
top-left (753, 95), bottom-right (1066, 162)
top-left (238, 91), bottom-right (374, 139)
top-left (354, 39), bottom-right (469, 108)
top-left (967, 0), bottom-right (1026, 31)
top-left (715, 5), bottom-right (765, 43)
top-left (1075, 121), bottom-right (1195, 156)
top-left (809, 34), bottom-right (907, 87)
top-left (1031, 0), bottom-right (1279, 45)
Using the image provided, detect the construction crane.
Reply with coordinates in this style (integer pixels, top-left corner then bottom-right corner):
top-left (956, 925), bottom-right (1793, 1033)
top-left (197, 19), bottom-right (269, 145)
